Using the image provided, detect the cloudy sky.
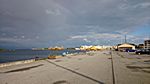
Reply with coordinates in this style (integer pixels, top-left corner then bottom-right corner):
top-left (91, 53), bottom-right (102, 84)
top-left (0, 0), bottom-right (150, 49)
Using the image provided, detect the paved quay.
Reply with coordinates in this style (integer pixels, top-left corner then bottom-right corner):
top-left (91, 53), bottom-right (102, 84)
top-left (113, 51), bottom-right (150, 84)
top-left (0, 50), bottom-right (150, 84)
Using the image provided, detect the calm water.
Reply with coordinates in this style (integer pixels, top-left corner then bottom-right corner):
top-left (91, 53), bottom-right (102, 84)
top-left (0, 50), bottom-right (85, 63)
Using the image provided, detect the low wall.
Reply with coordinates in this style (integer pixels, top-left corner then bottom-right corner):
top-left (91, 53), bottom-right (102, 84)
top-left (0, 59), bottom-right (35, 68)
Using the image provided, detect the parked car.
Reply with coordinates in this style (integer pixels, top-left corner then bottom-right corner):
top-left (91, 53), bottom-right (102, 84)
top-left (135, 49), bottom-right (150, 55)
top-left (125, 49), bottom-right (136, 52)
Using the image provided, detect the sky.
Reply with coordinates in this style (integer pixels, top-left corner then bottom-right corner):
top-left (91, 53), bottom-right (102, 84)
top-left (0, 0), bottom-right (150, 49)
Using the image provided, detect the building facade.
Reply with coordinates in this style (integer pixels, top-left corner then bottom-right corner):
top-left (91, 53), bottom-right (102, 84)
top-left (138, 44), bottom-right (144, 49)
top-left (144, 40), bottom-right (150, 49)
top-left (117, 43), bottom-right (136, 50)
top-left (80, 45), bottom-right (112, 50)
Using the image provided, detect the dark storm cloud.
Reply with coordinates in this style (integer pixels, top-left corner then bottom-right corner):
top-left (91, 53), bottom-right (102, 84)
top-left (0, 0), bottom-right (150, 48)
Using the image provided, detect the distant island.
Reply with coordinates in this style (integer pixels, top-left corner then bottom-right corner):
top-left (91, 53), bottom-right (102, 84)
top-left (32, 46), bottom-right (64, 51)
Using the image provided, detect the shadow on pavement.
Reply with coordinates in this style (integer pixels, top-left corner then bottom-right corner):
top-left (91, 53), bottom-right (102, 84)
top-left (4, 64), bottom-right (43, 73)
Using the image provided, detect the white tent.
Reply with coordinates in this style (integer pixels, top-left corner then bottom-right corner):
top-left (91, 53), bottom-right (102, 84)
top-left (118, 43), bottom-right (135, 50)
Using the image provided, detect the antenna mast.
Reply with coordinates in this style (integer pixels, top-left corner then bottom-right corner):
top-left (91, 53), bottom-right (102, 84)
top-left (125, 35), bottom-right (127, 43)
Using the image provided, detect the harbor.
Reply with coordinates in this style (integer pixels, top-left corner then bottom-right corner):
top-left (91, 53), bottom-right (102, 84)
top-left (0, 50), bottom-right (150, 84)
top-left (0, 0), bottom-right (150, 84)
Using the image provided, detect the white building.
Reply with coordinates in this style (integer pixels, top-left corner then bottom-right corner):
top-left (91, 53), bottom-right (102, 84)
top-left (117, 43), bottom-right (136, 50)
top-left (80, 45), bottom-right (112, 50)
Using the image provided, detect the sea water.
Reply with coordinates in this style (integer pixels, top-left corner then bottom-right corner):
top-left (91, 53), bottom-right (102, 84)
top-left (0, 49), bottom-right (85, 63)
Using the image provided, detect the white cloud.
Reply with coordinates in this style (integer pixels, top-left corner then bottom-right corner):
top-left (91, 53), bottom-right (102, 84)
top-left (21, 36), bottom-right (25, 39)
top-left (35, 36), bottom-right (39, 39)
top-left (133, 2), bottom-right (150, 8)
top-left (45, 9), bottom-right (61, 16)
top-left (70, 35), bottom-right (86, 39)
top-left (0, 38), bottom-right (17, 42)
top-left (83, 38), bottom-right (91, 43)
top-left (70, 33), bottom-right (122, 40)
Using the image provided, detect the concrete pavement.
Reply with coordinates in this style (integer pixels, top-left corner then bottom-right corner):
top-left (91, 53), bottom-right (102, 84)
top-left (0, 50), bottom-right (150, 84)
top-left (112, 51), bottom-right (150, 84)
top-left (0, 51), bottom-right (113, 84)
